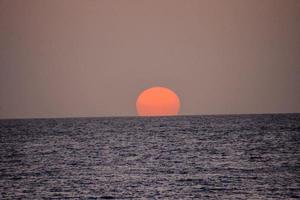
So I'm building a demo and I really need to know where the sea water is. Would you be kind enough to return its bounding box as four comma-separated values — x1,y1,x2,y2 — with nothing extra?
0,114,299,199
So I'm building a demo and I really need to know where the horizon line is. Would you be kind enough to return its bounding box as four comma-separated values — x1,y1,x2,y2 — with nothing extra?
0,112,299,121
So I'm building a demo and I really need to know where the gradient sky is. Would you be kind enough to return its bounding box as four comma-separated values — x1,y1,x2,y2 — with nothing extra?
0,0,299,118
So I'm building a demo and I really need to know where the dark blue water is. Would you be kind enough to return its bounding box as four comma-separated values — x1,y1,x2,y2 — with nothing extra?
0,114,299,199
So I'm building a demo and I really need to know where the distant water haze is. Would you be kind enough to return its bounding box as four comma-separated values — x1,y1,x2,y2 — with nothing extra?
0,0,299,118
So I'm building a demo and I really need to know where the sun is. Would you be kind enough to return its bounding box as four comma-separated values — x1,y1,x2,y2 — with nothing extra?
136,87,180,116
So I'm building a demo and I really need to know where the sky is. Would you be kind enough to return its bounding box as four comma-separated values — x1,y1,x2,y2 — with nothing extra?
0,0,299,118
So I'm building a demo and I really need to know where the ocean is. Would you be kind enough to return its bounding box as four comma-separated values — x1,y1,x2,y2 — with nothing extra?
0,114,299,199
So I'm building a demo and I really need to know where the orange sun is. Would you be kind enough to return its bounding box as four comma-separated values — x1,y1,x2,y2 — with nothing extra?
136,87,180,116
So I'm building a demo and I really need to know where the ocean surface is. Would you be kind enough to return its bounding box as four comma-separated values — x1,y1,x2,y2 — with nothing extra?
0,114,299,199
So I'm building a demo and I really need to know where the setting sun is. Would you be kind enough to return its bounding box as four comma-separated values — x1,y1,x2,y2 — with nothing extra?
136,87,180,116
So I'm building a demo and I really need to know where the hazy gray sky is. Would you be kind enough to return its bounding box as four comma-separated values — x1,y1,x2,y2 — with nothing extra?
0,0,299,118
